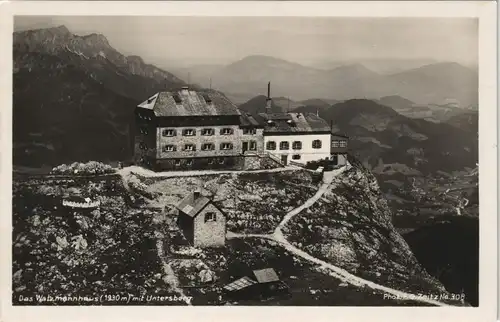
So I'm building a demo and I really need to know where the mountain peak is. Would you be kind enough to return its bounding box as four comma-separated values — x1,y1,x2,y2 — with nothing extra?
393,61,477,77
81,33,110,47
329,63,378,76
47,25,71,35
127,55,145,64
14,24,72,37
235,55,303,67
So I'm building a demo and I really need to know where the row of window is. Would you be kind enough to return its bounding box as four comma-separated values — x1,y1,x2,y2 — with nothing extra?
332,140,348,148
162,142,253,152
141,140,345,152
138,127,257,137
161,128,239,137
173,158,227,166
138,114,153,121
266,140,322,151
139,141,258,152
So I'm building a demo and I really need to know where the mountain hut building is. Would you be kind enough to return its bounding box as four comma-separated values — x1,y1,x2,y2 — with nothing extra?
134,83,348,171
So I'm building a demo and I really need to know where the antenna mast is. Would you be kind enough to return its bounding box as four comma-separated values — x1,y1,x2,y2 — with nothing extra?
209,77,212,90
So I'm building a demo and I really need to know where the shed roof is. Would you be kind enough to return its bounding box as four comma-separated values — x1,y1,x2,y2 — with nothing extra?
175,192,211,218
223,276,257,292
253,268,280,283
138,89,241,117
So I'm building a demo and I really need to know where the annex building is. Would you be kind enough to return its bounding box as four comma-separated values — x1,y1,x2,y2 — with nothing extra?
134,83,348,171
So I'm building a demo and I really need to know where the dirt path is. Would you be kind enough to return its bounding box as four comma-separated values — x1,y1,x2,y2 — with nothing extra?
118,165,302,179
227,165,452,307
156,239,192,305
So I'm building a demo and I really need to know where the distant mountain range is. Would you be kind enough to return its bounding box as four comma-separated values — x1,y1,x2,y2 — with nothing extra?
294,99,478,176
239,96,340,114
241,93,477,124
175,55,478,107
310,58,441,74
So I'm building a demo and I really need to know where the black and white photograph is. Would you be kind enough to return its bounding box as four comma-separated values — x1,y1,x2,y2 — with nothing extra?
2,1,497,322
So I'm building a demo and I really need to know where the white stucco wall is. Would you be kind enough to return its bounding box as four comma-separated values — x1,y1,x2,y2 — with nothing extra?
263,133,331,164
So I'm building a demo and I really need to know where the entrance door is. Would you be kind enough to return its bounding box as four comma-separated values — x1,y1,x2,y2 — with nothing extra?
281,154,288,165
331,154,338,165
242,142,248,153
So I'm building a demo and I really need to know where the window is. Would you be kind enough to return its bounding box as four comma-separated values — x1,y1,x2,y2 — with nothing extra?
280,141,289,150
186,159,193,166
249,141,257,151
201,143,215,151
174,159,181,166
332,140,340,148
218,158,225,164
140,127,149,135
312,140,322,149
184,144,196,151
221,128,233,135
243,128,256,135
340,140,348,148
163,145,176,152
292,154,301,160
208,158,214,165
183,129,195,136
205,212,216,222
139,142,147,150
266,141,276,150
201,128,214,136
220,143,233,150
292,141,302,150
162,129,176,137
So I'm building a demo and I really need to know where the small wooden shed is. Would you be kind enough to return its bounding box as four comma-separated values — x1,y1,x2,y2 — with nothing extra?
223,268,290,301
175,190,227,248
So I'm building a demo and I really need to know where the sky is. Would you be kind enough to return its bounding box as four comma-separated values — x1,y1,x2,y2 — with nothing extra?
14,16,478,69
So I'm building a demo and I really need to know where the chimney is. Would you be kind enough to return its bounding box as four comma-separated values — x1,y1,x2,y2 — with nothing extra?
265,81,272,114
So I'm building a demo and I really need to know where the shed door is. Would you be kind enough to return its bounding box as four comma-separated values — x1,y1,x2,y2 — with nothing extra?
331,154,338,165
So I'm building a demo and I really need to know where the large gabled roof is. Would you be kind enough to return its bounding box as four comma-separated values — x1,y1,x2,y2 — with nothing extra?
137,88,241,117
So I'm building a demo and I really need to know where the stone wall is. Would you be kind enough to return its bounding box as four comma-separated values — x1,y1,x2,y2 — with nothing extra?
154,156,244,171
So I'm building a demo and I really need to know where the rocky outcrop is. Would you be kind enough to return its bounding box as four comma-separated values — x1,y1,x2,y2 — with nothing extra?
283,164,452,297
14,25,183,84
